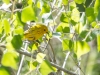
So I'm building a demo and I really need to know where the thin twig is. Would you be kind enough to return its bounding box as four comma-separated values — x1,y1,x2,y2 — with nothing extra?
62,51,70,75
17,50,77,75
0,44,77,75
17,41,29,75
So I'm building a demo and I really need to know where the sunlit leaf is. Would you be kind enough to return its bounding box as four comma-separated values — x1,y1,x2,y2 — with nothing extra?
74,0,85,4
0,20,3,34
32,44,38,51
62,39,69,51
71,8,80,23
40,2,50,15
62,39,73,51
36,53,46,63
70,1,76,10
62,0,68,5
29,61,38,70
37,1,41,8
21,5,37,22
2,0,10,4
79,30,96,41
91,21,97,28
97,34,100,51
94,0,100,16
74,41,90,58
3,19,10,35
40,60,56,75
0,66,10,75
1,51,19,69
16,12,24,26
11,35,22,50
60,12,69,23
86,7,96,23
74,22,83,34
6,42,14,51
14,26,24,35
28,0,33,5
56,22,70,33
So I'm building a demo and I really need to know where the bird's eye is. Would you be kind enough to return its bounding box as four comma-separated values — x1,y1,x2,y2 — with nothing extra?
44,29,46,31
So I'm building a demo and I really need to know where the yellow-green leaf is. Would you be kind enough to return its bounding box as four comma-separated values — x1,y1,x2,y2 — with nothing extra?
36,53,46,63
21,5,37,22
0,20,3,34
74,41,90,58
3,19,10,35
1,51,19,70
56,22,70,33
60,12,69,23
71,8,80,23
40,3,50,15
74,22,83,34
62,0,68,5
62,39,69,50
2,0,10,4
14,26,24,35
86,7,95,23
0,66,10,75
97,34,100,51
94,0,100,16
29,61,38,70
74,0,85,4
32,44,38,51
40,60,56,75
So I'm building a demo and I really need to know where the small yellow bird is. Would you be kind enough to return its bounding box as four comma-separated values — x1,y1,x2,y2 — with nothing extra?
24,23,48,41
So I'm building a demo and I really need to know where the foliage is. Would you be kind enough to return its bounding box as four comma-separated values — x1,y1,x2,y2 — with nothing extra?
0,0,100,75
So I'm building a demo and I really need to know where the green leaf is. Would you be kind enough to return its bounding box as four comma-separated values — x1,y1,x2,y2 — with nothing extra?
71,8,80,23
29,61,38,70
79,30,96,41
62,39,73,51
86,7,96,23
6,42,14,51
0,20,3,34
21,5,37,22
16,12,25,26
40,60,56,75
14,26,24,35
32,44,38,51
11,35,22,50
3,19,10,35
91,21,97,27
62,0,68,5
76,4,85,12
0,66,10,75
74,22,83,34
60,13,69,23
40,2,50,15
70,1,76,10
74,41,90,58
56,23,70,33
1,51,19,69
36,53,46,63
85,0,92,7
97,34,100,51
62,39,69,50
74,0,85,4
94,0,100,16
2,0,10,4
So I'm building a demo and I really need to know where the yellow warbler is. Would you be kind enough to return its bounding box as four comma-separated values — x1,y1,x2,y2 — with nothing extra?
24,23,48,41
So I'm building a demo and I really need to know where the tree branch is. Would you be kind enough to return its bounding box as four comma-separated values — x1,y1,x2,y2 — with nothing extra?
17,50,78,75
0,44,77,75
